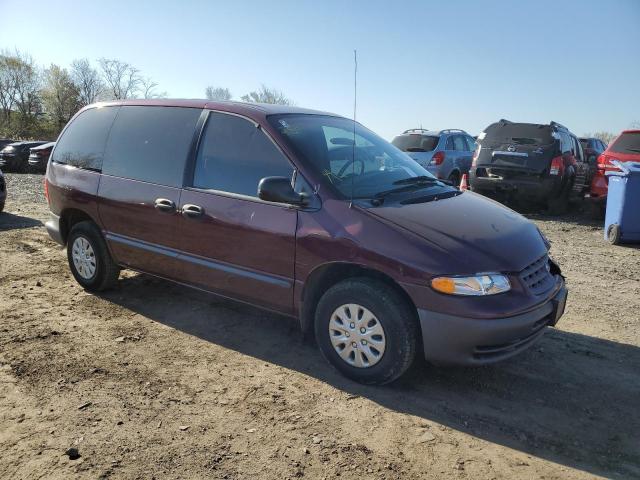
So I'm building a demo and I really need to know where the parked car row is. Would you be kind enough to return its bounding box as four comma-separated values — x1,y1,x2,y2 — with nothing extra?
393,121,638,216
0,140,54,173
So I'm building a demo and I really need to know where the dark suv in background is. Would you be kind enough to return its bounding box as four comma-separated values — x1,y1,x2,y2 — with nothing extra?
579,137,607,165
391,129,476,185
470,120,591,213
45,100,567,385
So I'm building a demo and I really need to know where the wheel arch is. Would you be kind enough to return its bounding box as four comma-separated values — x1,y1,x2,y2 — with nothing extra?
299,262,419,336
59,208,99,245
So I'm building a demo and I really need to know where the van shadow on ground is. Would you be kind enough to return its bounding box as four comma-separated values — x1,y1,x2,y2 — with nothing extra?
0,212,43,231
100,274,640,480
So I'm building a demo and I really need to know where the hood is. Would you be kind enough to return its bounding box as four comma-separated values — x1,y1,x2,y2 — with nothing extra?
366,191,546,274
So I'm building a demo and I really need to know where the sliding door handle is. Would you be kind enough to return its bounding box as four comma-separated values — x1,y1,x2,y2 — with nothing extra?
181,204,203,218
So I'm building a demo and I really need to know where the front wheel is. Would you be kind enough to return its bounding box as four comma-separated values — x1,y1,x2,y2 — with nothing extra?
67,221,120,291
314,278,418,385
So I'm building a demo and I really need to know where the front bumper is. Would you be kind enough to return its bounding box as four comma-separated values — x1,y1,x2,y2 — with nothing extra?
418,281,567,365
46,212,64,245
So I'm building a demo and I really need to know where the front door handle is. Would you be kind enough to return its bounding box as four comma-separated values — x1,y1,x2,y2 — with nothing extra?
154,198,176,212
181,204,203,218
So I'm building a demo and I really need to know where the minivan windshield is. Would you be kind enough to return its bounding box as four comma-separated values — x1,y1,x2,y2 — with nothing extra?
269,114,453,201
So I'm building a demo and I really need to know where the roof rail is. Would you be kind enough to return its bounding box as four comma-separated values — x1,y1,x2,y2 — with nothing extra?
403,128,431,134
439,129,468,135
550,121,568,130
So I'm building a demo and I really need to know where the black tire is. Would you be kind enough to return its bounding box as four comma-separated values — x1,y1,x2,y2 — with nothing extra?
314,277,418,385
447,171,460,187
607,223,621,245
547,177,572,215
67,221,120,291
0,201,4,213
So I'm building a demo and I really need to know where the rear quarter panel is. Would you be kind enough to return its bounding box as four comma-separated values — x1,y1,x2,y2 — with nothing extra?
46,162,102,225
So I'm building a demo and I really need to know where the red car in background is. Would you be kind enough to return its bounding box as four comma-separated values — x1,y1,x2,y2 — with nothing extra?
589,130,640,215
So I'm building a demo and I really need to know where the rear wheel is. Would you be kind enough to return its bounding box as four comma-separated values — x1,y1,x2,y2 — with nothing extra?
548,177,573,215
314,278,418,385
447,171,460,187
67,221,120,291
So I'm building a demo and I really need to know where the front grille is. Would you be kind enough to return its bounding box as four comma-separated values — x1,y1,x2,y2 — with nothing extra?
520,254,555,295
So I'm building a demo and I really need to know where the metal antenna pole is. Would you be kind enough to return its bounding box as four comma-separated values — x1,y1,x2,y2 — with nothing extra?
350,49,357,208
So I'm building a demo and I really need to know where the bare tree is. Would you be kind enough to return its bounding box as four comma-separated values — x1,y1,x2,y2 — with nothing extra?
140,77,167,99
584,131,617,145
0,52,19,121
240,85,293,105
71,58,104,107
98,58,141,100
42,64,80,129
629,120,640,129
0,50,42,134
205,86,232,101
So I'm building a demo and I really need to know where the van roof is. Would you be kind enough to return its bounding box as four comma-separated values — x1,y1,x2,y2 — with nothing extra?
89,99,340,119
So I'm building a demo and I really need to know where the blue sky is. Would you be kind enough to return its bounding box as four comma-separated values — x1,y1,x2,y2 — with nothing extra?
2,0,639,139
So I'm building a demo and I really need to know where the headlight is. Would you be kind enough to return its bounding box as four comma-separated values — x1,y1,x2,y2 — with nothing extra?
431,274,511,296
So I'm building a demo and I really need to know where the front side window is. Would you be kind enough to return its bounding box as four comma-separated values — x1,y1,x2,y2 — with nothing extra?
193,112,293,197
51,106,119,170
464,136,476,151
102,106,201,187
453,136,466,151
268,114,454,201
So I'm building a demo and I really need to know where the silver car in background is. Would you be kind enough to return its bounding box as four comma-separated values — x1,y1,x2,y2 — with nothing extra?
392,128,476,185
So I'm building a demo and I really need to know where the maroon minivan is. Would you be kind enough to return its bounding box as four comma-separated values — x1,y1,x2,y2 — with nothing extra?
45,100,567,384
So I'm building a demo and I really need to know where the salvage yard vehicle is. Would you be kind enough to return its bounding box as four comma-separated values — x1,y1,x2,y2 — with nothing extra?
579,137,607,165
588,130,640,216
44,100,567,385
0,141,49,172
0,169,5,213
391,128,476,185
469,120,592,214
28,142,56,173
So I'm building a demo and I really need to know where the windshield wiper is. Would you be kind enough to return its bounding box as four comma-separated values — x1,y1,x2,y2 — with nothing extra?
625,148,640,153
392,175,439,185
405,147,426,152
370,179,442,206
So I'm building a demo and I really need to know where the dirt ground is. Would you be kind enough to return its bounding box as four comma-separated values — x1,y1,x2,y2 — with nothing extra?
1,173,638,480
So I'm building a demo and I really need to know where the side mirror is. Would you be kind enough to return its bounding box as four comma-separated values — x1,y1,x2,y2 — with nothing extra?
258,177,308,206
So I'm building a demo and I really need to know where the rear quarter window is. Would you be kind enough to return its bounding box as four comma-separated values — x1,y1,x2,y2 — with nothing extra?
610,132,640,154
51,106,119,170
102,106,201,187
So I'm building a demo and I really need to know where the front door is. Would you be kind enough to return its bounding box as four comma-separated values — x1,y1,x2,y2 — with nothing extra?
177,111,298,314
98,105,202,280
